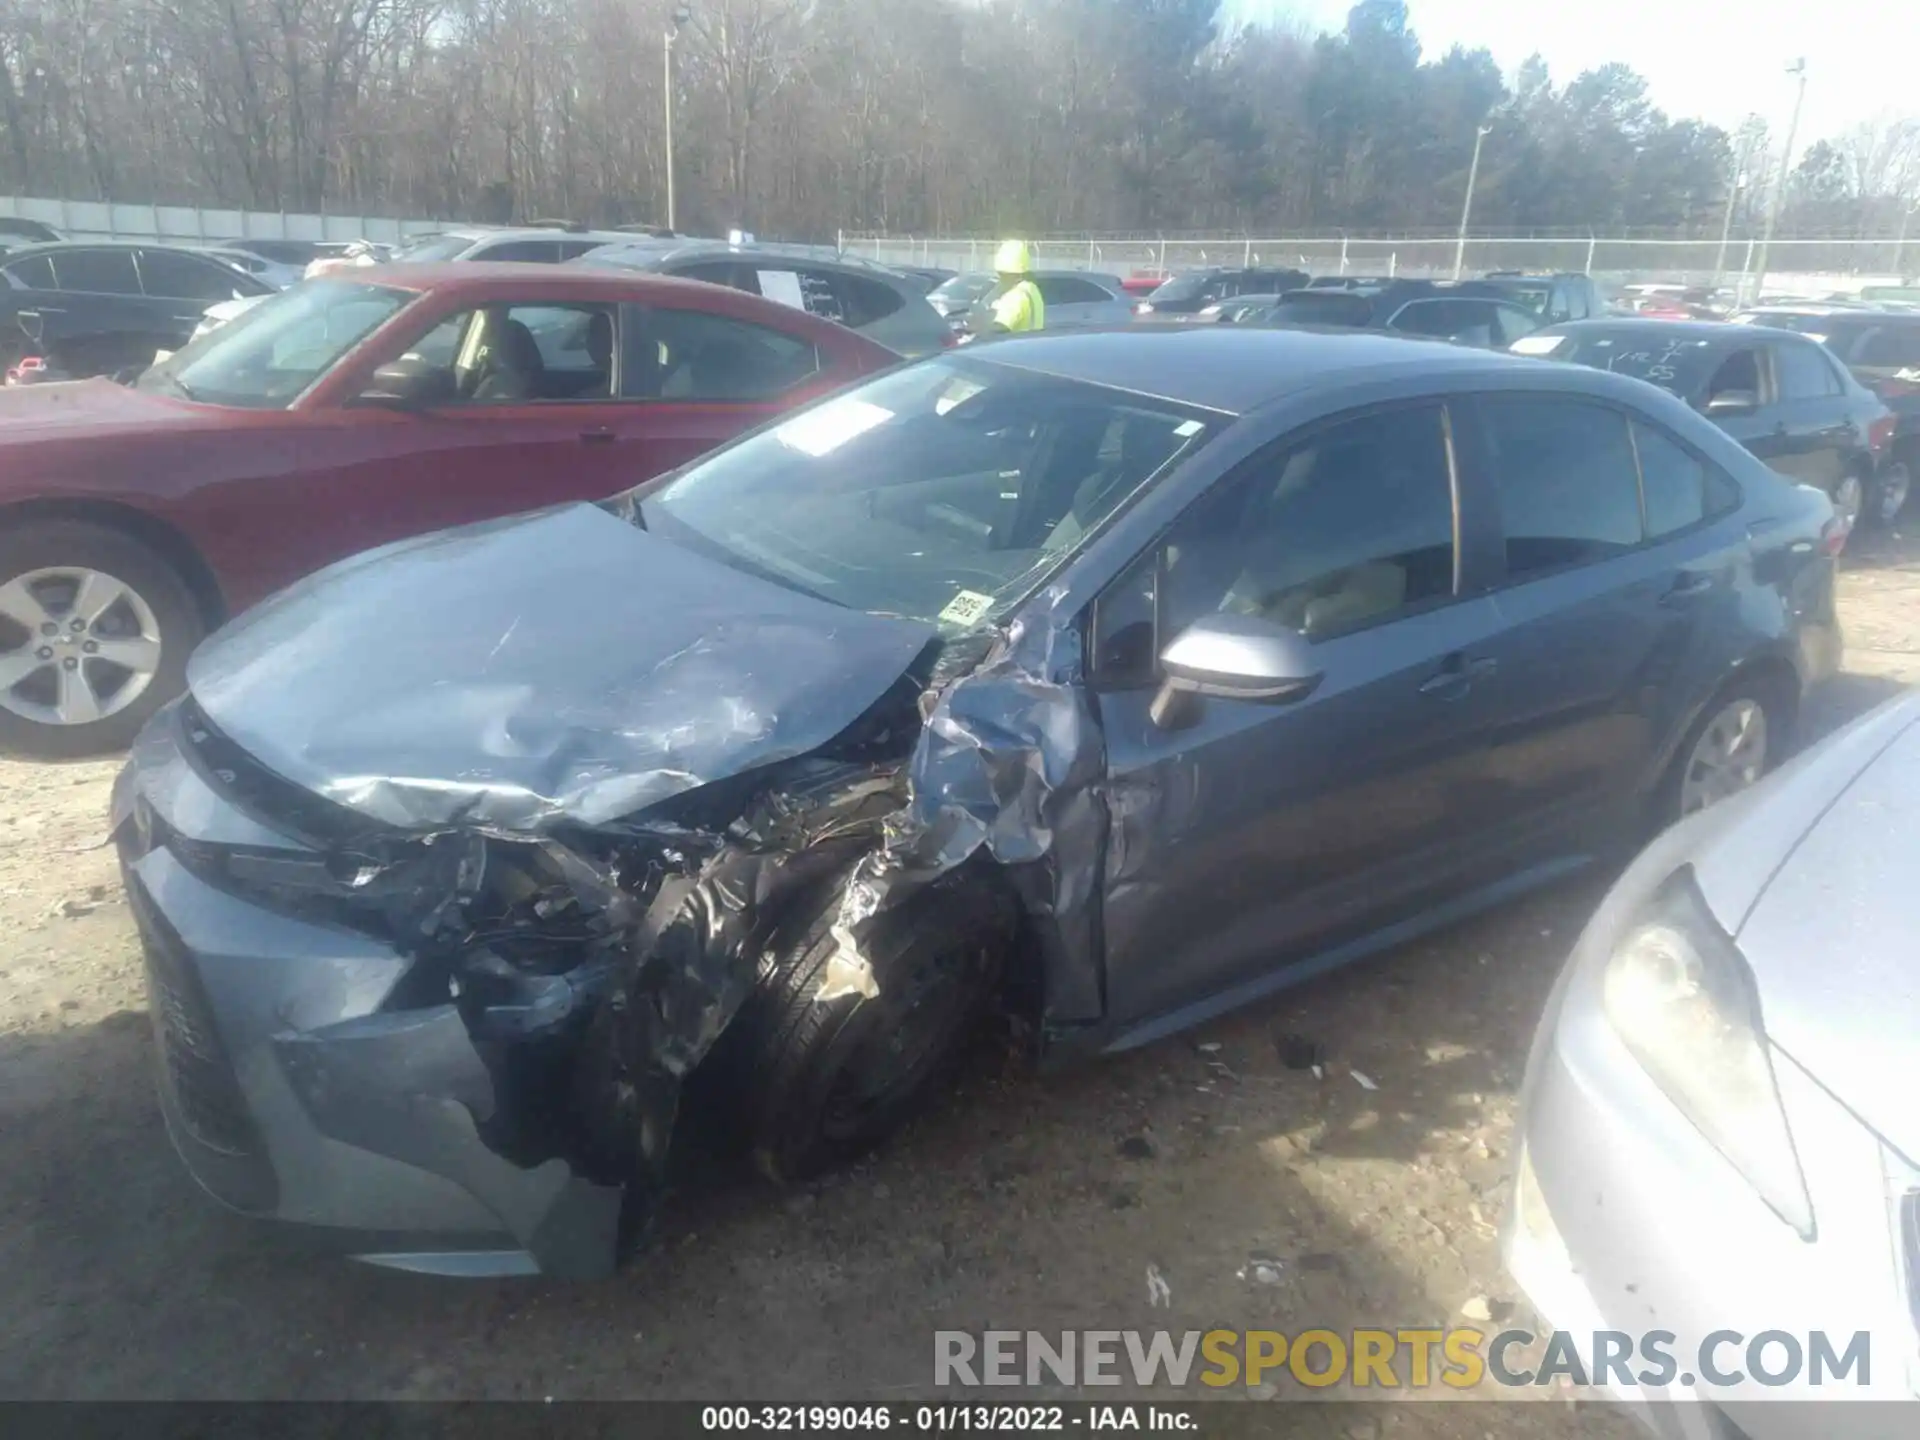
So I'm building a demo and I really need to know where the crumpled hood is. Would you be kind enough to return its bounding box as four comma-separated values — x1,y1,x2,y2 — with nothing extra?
1727,697,1920,1166
186,503,937,832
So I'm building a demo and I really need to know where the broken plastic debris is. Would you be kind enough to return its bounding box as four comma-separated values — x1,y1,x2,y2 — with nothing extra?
1351,1069,1379,1091
813,921,881,1003
1237,1255,1286,1285
1146,1264,1172,1308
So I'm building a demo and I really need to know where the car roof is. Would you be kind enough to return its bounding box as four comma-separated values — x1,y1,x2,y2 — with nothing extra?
0,240,226,261
973,325,1552,416
579,238,907,277
1538,318,1777,346
318,260,900,351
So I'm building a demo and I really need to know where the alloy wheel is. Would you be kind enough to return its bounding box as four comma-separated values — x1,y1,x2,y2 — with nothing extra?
1679,698,1769,816
1833,474,1865,541
0,567,164,727
1877,466,1912,526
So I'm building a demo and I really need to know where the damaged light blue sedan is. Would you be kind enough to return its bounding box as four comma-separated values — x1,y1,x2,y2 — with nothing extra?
113,326,1843,1277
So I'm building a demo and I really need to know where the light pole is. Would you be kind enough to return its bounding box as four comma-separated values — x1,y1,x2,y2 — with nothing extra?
1452,124,1493,281
664,5,691,232
1750,58,1808,305
1711,161,1749,296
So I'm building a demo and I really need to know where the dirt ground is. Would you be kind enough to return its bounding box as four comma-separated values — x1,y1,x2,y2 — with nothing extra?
3,531,1918,1427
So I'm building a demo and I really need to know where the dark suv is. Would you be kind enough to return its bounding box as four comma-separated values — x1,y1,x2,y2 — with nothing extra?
1736,307,1920,516
0,242,273,378
1460,273,1600,325
1135,266,1311,317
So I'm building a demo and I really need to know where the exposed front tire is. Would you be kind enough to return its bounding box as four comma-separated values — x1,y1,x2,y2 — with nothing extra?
0,521,205,759
1658,673,1792,826
733,876,1014,1183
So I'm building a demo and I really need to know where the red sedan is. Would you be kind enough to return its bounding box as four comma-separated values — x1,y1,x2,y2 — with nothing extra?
0,264,897,757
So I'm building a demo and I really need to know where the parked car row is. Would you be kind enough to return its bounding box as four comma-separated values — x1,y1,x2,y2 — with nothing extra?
1515,310,1915,540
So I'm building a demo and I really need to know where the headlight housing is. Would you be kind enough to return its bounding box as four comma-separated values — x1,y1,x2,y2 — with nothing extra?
1602,869,1814,1238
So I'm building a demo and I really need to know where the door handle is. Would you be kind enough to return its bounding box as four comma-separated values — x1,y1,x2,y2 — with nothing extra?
1660,573,1714,605
1419,654,1497,700
579,427,617,445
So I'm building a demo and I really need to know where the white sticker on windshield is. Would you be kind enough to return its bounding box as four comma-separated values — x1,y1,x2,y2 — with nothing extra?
939,590,995,627
1174,419,1205,437
756,269,807,310
1509,334,1566,356
935,377,987,416
774,398,893,457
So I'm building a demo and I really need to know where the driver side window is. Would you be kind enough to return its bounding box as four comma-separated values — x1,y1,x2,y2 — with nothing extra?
392,302,619,404
1091,405,1459,686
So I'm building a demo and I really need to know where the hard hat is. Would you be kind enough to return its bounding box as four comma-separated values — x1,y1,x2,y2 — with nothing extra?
994,239,1033,275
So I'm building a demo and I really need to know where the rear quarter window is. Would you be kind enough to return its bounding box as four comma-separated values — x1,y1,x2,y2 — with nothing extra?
2,254,57,290
825,271,905,328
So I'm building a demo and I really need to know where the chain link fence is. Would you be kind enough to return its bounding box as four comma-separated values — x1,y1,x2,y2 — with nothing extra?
844,232,1919,294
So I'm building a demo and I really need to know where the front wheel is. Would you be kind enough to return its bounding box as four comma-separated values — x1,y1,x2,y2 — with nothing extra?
731,877,1013,1183
0,522,204,759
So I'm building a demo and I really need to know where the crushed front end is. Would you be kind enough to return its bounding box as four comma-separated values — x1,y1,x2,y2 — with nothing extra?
114,694,913,1278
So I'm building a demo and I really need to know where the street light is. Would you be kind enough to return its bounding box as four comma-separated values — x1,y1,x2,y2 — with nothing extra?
1750,58,1808,305
1452,123,1493,281
664,4,692,232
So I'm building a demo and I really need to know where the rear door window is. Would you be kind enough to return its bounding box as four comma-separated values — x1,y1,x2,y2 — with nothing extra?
1480,396,1645,579
630,307,819,401
825,271,904,328
136,249,251,301
2,253,57,290
50,248,142,295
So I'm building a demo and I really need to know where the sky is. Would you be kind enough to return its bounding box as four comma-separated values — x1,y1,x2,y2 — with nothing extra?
1230,0,1914,152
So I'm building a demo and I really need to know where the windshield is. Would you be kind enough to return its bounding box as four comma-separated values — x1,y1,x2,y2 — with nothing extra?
1147,273,1213,303
388,233,475,263
623,359,1217,632
136,281,413,409
1550,332,1720,395
1476,282,1552,315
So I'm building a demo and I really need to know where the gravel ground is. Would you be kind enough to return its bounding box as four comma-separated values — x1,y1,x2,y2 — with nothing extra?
3,529,1917,1428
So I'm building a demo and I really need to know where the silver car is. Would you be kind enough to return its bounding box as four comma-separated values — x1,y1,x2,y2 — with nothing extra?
928,270,1134,333
1507,690,1920,1434
578,239,954,357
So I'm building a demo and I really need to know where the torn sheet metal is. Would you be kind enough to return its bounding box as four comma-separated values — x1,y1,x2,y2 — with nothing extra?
830,586,1110,1024
186,503,937,832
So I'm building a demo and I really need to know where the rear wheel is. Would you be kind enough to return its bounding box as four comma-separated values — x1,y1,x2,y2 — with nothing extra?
0,522,204,759
1865,451,1914,530
1831,472,1866,546
732,878,1013,1183
1659,676,1790,825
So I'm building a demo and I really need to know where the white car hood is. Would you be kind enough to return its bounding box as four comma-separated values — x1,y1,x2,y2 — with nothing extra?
1726,697,1920,1166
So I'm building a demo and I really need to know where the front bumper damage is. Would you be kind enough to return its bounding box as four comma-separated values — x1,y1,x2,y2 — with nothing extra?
115,514,1110,1277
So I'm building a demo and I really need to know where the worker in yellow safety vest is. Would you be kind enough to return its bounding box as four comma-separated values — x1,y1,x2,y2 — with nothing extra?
983,239,1045,334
